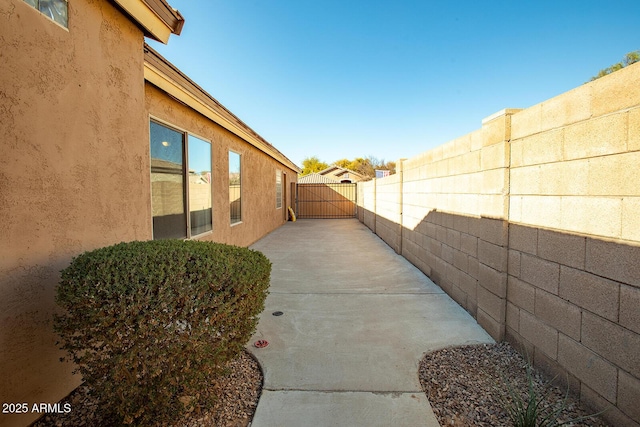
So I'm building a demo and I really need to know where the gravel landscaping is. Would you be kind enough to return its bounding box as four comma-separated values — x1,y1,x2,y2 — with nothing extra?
419,342,610,427
33,341,612,426
32,350,262,427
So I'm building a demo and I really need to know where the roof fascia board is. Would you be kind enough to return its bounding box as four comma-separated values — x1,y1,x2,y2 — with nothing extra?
112,0,174,43
144,62,300,172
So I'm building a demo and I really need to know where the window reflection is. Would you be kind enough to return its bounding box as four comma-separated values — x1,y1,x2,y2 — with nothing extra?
24,0,68,27
229,152,241,224
188,136,212,236
150,122,186,239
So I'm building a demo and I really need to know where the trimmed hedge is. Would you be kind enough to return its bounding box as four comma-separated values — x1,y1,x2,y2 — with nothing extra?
54,239,271,426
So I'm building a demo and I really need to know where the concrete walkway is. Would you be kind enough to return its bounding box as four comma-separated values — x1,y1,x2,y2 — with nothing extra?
247,219,493,426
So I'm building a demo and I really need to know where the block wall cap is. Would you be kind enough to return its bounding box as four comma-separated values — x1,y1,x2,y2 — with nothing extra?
482,108,524,124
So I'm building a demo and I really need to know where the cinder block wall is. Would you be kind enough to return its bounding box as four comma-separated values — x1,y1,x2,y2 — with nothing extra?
372,173,403,253
506,62,640,426
357,61,640,426
359,110,515,341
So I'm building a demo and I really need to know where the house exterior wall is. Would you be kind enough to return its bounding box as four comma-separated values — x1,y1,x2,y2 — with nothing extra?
145,84,297,247
0,1,150,425
357,62,640,426
1,2,296,426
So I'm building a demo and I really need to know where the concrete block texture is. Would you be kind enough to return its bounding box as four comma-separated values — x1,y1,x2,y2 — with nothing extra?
480,168,508,195
534,289,582,340
538,160,590,196
519,310,558,359
481,141,510,170
618,370,640,424
509,165,541,195
511,104,542,140
477,239,508,271
581,311,640,378
446,228,462,249
587,152,640,197
586,238,640,286
354,60,640,425
511,128,564,168
622,197,640,242
470,217,508,246
563,112,627,161
507,275,535,313
506,302,520,332
581,384,640,427
452,214,471,234
592,61,640,117
452,248,468,271
508,249,521,277
537,229,586,269
630,107,640,152
477,285,506,323
470,128,484,151
481,116,506,148
557,334,618,403
479,194,509,219
559,196,622,239
518,195,563,230
620,285,640,334
509,223,538,255
460,233,478,258
519,253,560,295
481,109,517,147
478,263,507,298
540,84,592,130
477,308,504,341
559,266,620,322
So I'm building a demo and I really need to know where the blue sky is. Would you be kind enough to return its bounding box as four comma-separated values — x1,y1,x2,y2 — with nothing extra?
148,1,640,168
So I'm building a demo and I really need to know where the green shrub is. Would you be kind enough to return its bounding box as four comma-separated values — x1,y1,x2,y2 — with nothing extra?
499,357,607,427
54,239,271,426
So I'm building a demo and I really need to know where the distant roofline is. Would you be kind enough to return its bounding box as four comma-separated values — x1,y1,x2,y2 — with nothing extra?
319,165,365,178
298,173,341,183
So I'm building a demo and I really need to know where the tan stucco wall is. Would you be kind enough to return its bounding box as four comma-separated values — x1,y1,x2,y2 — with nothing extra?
357,62,640,426
1,3,297,426
145,84,298,247
0,1,150,426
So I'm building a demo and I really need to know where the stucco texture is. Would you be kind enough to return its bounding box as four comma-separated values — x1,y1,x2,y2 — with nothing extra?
145,83,297,247
0,1,150,425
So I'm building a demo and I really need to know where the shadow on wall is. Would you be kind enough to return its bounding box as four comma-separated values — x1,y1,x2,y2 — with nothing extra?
0,255,81,427
359,208,640,427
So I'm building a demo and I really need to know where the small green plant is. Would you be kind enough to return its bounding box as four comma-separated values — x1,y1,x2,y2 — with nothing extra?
499,358,606,427
54,239,270,426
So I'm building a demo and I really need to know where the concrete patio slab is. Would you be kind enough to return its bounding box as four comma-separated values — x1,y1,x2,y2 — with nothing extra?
248,219,494,426
252,390,440,427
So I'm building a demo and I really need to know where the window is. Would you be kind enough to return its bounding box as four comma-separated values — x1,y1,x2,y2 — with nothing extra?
24,0,68,27
275,170,282,209
229,151,242,224
150,120,212,239
188,136,213,236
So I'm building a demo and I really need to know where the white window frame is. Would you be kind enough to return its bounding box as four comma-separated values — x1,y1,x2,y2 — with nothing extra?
23,0,69,28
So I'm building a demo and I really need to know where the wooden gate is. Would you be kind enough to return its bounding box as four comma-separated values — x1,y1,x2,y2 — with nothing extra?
296,183,357,219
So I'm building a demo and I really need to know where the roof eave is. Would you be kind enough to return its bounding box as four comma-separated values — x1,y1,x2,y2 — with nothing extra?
143,44,300,173
112,0,184,44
